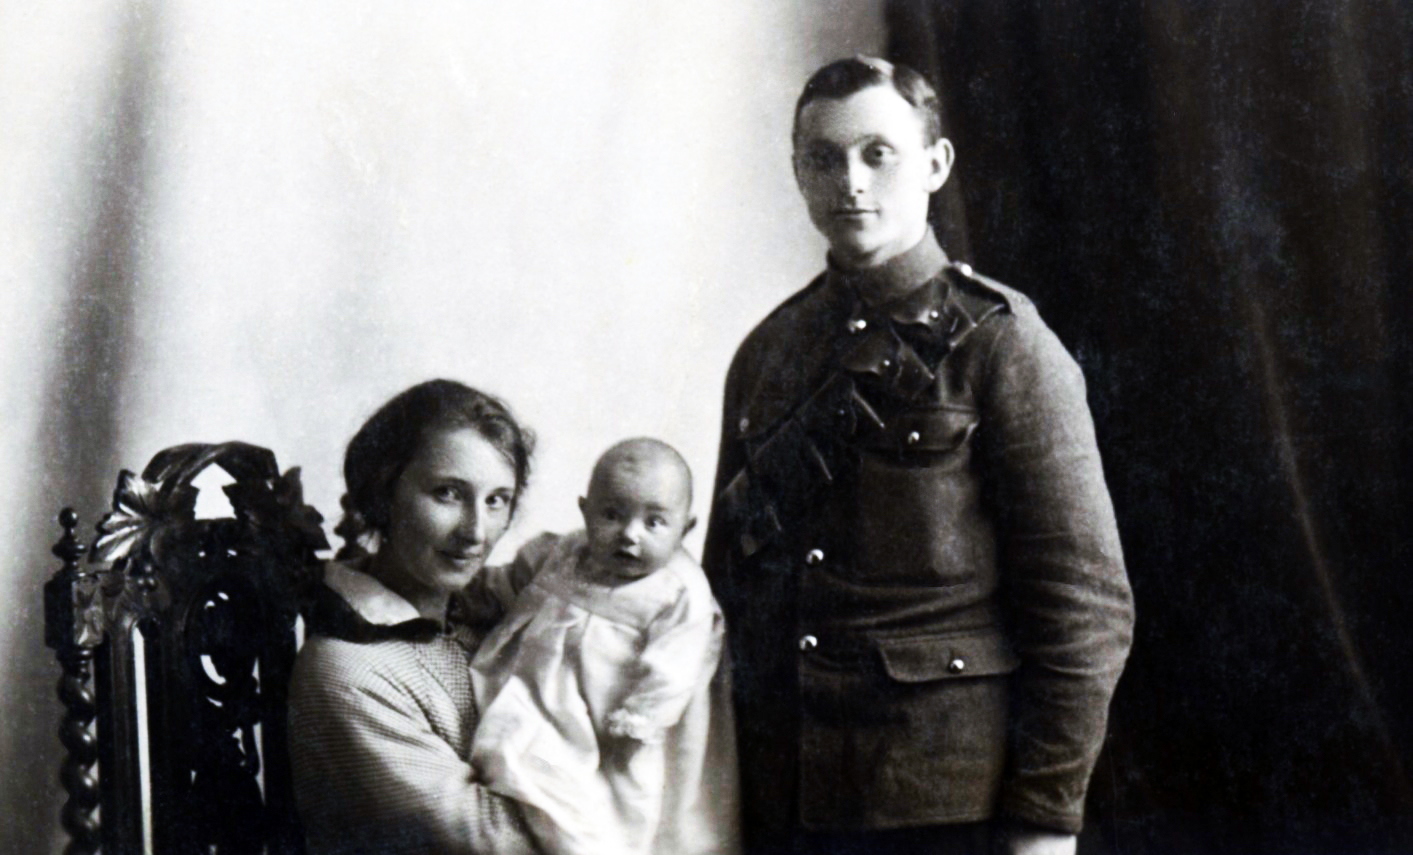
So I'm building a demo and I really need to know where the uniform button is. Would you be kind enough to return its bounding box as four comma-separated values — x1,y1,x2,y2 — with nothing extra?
928,309,941,321
805,548,825,565
906,430,921,445
847,318,868,334
947,657,966,674
880,358,892,368
955,262,974,277
799,634,819,652
738,417,750,434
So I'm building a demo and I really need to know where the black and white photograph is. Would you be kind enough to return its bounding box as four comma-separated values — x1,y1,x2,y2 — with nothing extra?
3,2,1411,853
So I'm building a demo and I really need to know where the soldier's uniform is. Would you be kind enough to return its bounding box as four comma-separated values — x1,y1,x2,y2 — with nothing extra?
702,231,1134,853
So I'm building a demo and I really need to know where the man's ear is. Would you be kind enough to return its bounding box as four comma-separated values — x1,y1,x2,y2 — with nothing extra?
925,137,955,193
578,496,588,521
683,514,699,537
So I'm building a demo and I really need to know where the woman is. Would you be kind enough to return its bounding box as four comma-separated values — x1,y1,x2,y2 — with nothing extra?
288,379,540,854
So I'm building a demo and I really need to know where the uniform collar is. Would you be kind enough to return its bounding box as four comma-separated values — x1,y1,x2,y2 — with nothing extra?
825,229,949,307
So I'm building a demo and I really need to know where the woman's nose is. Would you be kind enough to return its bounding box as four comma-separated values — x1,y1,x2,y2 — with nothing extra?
456,507,485,544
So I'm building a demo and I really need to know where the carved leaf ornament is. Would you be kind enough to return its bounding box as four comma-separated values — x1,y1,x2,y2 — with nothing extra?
47,442,327,855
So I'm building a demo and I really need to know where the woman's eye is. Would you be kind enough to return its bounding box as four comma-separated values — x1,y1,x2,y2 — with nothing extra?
485,493,510,510
431,485,462,502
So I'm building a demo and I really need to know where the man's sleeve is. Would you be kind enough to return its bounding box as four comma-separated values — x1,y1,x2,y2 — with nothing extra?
702,353,748,598
288,641,539,855
977,309,1135,833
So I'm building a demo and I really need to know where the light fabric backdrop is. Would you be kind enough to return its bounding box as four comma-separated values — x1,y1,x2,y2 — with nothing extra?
0,2,883,849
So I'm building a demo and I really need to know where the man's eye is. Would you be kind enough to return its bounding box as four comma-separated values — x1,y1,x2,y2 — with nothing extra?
864,145,894,165
486,493,510,510
648,517,667,529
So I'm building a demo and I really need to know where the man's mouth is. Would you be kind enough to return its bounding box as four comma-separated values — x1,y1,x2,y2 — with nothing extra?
613,549,641,562
439,550,483,565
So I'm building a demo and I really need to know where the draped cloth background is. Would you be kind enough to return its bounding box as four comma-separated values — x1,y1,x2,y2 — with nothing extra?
889,1,1413,853
0,3,885,851
7,2,1412,852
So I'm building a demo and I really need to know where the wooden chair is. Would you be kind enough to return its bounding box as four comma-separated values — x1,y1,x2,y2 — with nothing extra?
45,442,329,855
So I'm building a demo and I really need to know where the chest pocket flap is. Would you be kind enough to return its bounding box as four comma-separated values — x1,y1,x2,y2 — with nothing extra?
876,629,1020,682
859,406,979,456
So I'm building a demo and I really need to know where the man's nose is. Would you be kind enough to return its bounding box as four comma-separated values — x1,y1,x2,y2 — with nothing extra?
845,154,870,195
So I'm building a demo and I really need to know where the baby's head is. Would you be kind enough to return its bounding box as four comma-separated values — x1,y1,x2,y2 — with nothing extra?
578,438,696,580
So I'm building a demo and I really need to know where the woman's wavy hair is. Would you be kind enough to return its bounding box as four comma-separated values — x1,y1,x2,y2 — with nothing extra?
334,379,535,560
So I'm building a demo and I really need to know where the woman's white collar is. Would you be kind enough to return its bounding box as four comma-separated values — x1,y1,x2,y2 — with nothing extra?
323,560,424,626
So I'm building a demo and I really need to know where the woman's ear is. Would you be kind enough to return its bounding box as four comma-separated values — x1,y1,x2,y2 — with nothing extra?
926,137,955,193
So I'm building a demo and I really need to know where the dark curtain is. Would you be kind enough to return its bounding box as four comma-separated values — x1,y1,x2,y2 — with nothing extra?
887,2,1413,853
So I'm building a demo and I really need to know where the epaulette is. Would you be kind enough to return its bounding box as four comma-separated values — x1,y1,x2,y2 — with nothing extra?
943,261,1014,329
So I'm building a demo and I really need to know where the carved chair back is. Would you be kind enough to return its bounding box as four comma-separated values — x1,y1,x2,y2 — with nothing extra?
45,443,328,855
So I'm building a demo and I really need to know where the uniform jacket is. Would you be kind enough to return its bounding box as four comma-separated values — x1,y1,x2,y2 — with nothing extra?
701,232,1134,844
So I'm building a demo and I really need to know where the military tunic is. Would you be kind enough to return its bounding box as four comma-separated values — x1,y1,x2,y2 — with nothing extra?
702,232,1133,848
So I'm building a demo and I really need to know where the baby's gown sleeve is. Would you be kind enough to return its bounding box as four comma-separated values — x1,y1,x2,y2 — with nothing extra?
606,565,724,742
606,555,740,855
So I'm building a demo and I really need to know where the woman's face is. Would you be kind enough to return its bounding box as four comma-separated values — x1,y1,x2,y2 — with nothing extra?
375,425,518,618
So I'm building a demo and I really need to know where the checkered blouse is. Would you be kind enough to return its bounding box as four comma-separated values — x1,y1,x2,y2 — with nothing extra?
288,561,539,854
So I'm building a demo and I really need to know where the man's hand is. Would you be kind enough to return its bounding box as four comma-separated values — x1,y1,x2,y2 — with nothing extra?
995,828,1077,855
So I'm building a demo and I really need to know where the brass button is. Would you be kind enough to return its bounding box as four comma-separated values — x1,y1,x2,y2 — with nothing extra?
906,430,921,445
799,634,819,652
847,318,868,334
947,657,966,674
805,548,825,566
738,417,750,434
955,262,974,277
880,358,892,368
928,309,941,321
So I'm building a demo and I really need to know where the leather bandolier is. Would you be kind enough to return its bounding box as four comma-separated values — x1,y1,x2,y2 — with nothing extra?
715,262,1006,562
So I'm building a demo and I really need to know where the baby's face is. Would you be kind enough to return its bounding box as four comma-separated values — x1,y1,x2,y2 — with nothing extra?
579,457,692,580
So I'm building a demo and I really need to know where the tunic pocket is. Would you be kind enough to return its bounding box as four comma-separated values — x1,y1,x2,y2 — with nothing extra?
876,629,1020,683
850,407,993,587
857,405,979,460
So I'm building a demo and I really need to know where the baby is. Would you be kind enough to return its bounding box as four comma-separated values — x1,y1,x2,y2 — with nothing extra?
468,438,738,855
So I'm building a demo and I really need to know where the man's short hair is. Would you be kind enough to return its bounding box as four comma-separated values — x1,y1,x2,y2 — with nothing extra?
793,55,944,145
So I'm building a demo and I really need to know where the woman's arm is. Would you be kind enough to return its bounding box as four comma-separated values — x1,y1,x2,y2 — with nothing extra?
289,638,540,855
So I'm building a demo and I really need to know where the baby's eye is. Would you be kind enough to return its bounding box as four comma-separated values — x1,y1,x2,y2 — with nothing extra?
648,516,667,529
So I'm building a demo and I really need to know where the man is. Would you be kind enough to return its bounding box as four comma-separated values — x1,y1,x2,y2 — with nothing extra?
702,56,1134,855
